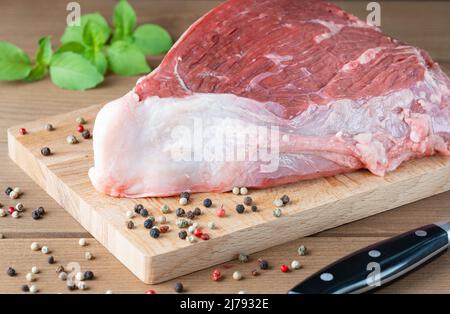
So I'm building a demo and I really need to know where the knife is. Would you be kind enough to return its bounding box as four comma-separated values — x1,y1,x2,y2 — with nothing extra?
288,221,450,294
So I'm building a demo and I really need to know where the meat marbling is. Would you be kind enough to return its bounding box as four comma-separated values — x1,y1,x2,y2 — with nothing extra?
89,0,450,197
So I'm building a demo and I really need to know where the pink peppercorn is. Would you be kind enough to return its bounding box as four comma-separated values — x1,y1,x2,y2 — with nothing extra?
19,128,27,135
77,125,84,133
216,206,225,218
201,233,210,241
8,207,15,215
212,269,222,281
193,228,203,238
280,264,289,273
145,289,157,294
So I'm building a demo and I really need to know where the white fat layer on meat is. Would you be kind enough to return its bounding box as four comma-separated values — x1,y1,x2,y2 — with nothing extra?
311,18,378,44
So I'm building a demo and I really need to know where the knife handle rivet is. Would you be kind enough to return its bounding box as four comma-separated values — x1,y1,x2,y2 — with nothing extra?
415,230,427,237
320,273,334,281
368,250,381,258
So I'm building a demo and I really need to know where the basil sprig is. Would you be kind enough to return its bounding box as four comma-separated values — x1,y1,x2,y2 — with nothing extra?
0,0,173,90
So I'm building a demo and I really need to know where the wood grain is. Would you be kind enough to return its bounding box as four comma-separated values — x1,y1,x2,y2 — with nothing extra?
8,104,450,283
1,0,450,293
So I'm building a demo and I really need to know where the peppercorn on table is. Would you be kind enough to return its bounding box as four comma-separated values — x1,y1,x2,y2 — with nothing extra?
1,0,450,293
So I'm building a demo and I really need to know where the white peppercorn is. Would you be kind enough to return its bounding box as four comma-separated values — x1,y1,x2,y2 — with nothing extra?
187,225,195,234
41,246,50,254
85,251,94,260
232,271,242,280
274,198,284,207
58,271,68,281
77,281,87,290
232,187,240,195
158,216,166,224
207,221,216,230
0,208,6,217
126,210,135,219
29,285,39,293
240,187,248,195
66,135,78,144
179,197,188,206
11,211,20,219
31,266,39,274
78,238,87,246
9,190,19,199
187,235,196,243
291,260,301,270
30,242,40,251
13,187,21,195
15,203,24,212
75,272,84,281
26,272,36,282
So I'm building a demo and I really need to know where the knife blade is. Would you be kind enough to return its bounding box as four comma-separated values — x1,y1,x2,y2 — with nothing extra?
288,221,450,294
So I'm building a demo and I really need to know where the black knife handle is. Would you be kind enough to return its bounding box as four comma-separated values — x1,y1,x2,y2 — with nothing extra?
289,223,450,294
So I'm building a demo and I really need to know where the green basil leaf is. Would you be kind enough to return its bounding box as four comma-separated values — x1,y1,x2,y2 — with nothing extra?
83,48,108,75
61,13,110,45
0,41,32,80
25,64,47,82
113,0,137,42
49,52,104,90
55,42,85,55
35,36,53,65
133,24,173,55
83,20,109,48
107,40,150,76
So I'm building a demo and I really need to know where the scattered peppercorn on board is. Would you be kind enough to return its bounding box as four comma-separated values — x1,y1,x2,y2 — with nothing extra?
7,105,450,284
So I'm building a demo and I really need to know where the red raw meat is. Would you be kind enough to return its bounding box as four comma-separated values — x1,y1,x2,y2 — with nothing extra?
89,0,450,197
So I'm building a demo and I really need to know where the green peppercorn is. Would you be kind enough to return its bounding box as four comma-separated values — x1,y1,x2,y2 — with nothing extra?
40,147,51,156
203,198,212,208
176,219,189,228
174,282,184,293
298,245,308,256
176,208,185,217
235,204,245,214
150,228,160,238
273,208,282,217
76,117,86,125
238,253,249,263
160,204,170,214
81,130,91,139
178,230,187,239
193,207,201,216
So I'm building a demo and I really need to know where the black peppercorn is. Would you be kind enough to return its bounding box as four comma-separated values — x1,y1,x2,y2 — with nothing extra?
5,187,13,196
176,207,185,217
36,207,45,216
235,204,245,214
174,282,184,293
243,196,252,206
150,228,160,238
84,271,94,280
186,210,195,220
258,259,269,270
67,282,76,291
81,130,91,139
281,194,290,205
178,230,187,240
32,210,41,220
126,220,134,229
144,219,154,229
251,205,258,212
40,147,51,156
140,208,149,217
48,256,55,264
180,191,190,200
6,267,16,276
134,204,144,214
193,207,201,216
203,198,212,208
21,284,29,292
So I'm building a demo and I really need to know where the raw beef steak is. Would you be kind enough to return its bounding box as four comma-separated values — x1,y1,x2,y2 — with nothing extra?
89,0,450,197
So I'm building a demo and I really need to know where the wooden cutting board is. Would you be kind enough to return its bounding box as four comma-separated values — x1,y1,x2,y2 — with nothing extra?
7,104,450,284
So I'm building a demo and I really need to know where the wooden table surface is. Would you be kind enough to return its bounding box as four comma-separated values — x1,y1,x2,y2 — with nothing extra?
0,0,449,294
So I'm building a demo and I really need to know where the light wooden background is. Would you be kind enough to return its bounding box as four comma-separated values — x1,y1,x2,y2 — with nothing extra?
0,0,449,293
